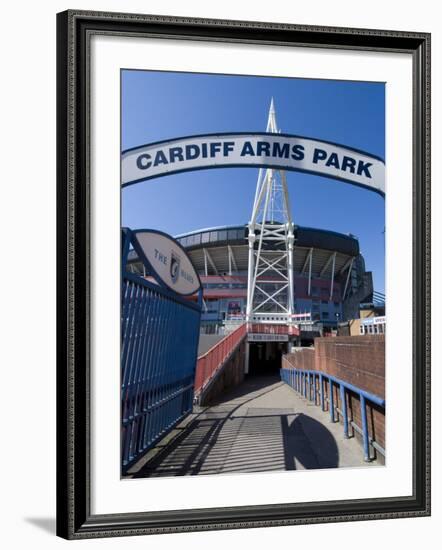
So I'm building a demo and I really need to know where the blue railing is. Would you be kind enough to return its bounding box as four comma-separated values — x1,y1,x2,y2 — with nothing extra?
280,366,385,461
121,272,201,473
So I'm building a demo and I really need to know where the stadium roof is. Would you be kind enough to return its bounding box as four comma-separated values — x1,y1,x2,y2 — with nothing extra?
127,224,361,281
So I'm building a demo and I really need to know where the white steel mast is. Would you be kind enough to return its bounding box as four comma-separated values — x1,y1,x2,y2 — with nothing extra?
246,98,295,325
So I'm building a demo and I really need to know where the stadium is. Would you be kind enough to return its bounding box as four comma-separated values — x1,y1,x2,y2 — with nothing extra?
127,223,373,328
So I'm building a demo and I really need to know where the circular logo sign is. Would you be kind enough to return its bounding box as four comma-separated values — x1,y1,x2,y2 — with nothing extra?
131,230,201,296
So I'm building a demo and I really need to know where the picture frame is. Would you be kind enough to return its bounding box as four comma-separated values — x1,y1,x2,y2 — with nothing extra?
56,9,431,539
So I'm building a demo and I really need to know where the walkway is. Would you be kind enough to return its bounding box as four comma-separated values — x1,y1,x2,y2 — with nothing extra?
128,375,378,478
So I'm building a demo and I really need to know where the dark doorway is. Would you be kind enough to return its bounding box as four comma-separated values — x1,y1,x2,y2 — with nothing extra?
248,342,287,376
300,337,315,347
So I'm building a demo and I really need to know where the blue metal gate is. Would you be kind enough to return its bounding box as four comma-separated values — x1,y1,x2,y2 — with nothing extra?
121,229,201,473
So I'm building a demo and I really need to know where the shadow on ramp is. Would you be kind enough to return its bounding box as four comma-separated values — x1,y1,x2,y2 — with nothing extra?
131,376,339,477
282,413,339,470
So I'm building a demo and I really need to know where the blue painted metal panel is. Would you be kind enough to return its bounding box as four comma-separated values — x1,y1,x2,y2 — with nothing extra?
121,273,201,473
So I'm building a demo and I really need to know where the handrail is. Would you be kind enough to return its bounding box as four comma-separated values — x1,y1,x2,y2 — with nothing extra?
194,323,247,394
280,360,385,462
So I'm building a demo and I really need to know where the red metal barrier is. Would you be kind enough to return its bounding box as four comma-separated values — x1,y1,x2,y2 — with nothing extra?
194,324,247,393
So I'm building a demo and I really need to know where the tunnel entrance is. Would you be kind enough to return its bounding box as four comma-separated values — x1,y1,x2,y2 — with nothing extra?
248,342,287,376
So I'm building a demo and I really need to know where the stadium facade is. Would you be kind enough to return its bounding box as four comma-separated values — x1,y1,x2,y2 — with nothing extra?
127,222,374,333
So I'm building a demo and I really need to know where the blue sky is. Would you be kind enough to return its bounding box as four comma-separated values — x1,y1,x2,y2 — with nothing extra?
121,70,385,293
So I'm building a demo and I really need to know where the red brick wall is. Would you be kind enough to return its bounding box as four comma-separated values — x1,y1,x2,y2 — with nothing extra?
283,335,385,456
284,348,316,371
315,335,385,398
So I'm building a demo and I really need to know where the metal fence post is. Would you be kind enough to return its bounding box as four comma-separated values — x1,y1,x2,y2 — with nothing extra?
340,383,349,438
360,395,371,461
329,378,334,422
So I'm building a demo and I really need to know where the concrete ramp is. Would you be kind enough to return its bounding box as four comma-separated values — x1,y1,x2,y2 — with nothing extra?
128,376,380,478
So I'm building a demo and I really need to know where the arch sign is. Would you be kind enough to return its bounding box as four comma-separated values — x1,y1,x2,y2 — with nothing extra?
122,132,385,196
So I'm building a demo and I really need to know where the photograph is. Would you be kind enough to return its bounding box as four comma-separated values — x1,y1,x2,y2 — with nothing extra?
53,7,431,540
120,70,386,479
1,0,438,546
